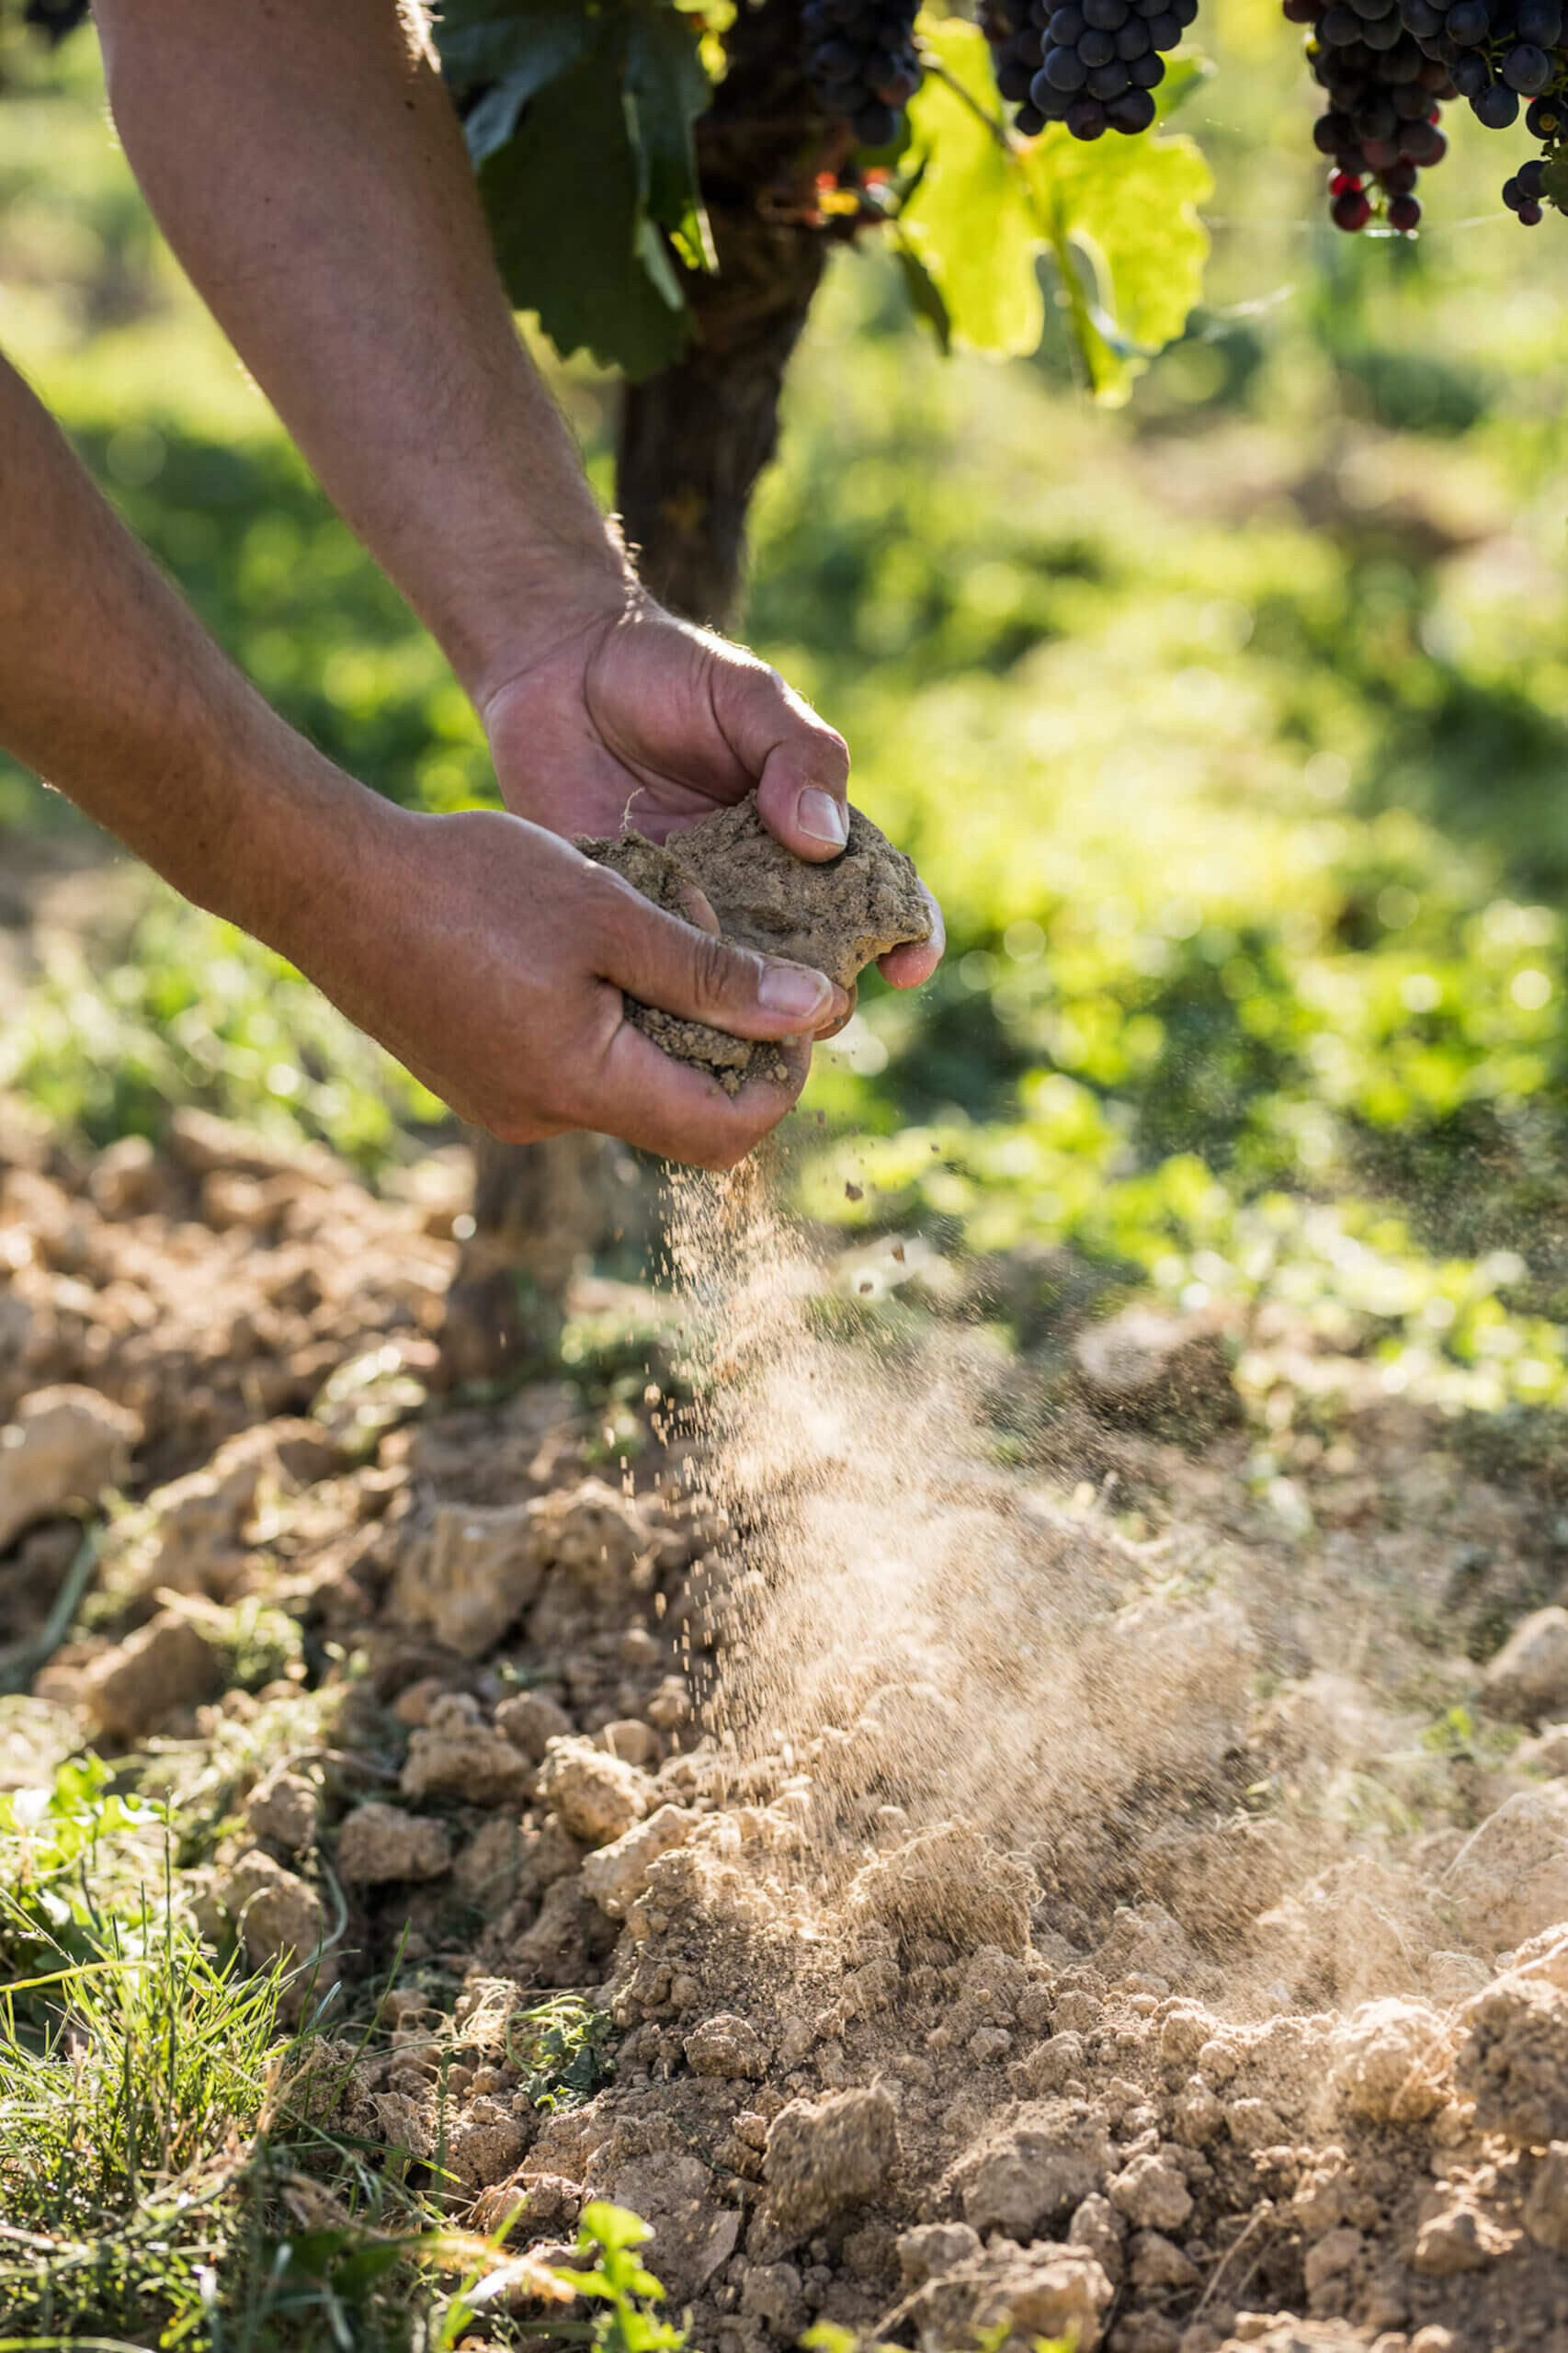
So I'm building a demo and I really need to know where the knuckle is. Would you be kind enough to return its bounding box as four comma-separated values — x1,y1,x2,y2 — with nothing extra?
687,927,744,1015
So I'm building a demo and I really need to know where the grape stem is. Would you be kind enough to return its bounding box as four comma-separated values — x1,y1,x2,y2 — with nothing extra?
915,46,1019,152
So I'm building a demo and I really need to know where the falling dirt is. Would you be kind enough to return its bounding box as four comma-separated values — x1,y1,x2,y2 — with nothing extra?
579,795,931,1094
6,1106,1568,2351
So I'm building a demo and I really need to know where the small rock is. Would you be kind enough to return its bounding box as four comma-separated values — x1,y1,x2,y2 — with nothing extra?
390,1501,547,1658
580,1803,696,1917
739,2260,807,2338
1225,2098,1288,2151
83,1610,224,1741
337,1802,454,1884
1481,1607,1568,1724
447,2101,530,2188
1456,1976,1568,2145
956,2100,1113,2238
848,1821,1033,1957
245,1768,318,1855
1524,2142,1568,2252
1067,2192,1126,2287
217,1849,335,2017
1108,2150,1193,2234
1446,1786,1568,1951
1329,1998,1449,2123
1129,2231,1199,2292
686,2013,770,2081
536,1736,647,1847
494,1688,573,1759
1412,2202,1503,2276
401,1695,531,1808
599,1718,659,1768
765,2086,899,2234
0,1385,142,1551
1302,2226,1363,2296
895,2222,982,2289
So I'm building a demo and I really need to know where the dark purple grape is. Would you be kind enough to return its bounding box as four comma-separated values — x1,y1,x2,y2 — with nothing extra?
1381,154,1419,185
1333,184,1374,222
997,54,1036,95
1401,0,1446,31
1473,77,1522,115
1015,99,1051,131
1518,156,1548,193
1449,50,1491,89
1388,190,1423,223
1117,17,1154,51
1049,6,1087,36
1517,0,1562,35
1526,90,1566,131
1065,91,1109,130
1147,8,1183,40
1400,114,1447,153
1042,40,1090,83
1518,196,1545,219
1083,0,1131,26
1444,0,1489,39
1079,25,1119,58
1131,49,1167,80
1087,56,1131,90
1502,40,1553,85
1108,83,1159,123
1322,2,1362,33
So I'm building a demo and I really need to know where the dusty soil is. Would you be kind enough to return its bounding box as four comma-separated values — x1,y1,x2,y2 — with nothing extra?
579,795,931,1093
5,1105,1568,2353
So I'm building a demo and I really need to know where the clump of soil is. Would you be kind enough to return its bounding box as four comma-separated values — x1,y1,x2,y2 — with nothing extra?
579,794,931,1094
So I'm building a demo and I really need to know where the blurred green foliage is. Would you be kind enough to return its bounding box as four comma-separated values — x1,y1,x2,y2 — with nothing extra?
4,8,1568,1412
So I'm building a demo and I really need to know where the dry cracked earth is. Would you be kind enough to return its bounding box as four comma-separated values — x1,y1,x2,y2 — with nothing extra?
6,1097,1568,2353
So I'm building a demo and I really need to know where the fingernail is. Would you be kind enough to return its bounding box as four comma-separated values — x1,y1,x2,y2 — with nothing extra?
798,788,848,849
759,962,832,1020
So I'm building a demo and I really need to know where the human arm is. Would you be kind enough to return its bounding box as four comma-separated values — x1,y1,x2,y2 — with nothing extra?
90,0,943,988
0,349,845,1166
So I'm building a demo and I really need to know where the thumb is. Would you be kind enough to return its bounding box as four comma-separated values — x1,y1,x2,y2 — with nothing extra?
590,868,846,1040
710,651,852,865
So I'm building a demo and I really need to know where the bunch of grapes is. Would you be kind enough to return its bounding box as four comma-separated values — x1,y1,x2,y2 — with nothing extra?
983,0,1197,137
801,0,925,148
1285,0,1455,232
1398,0,1567,221
22,0,90,38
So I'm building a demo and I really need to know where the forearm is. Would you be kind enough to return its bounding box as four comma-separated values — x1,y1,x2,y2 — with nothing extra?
94,0,630,708
0,349,362,950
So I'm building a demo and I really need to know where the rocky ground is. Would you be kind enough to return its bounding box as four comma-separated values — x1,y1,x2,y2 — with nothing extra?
6,1098,1568,2353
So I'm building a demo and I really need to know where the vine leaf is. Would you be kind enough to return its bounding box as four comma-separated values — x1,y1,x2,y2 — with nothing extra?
903,17,1211,402
1024,126,1212,402
437,0,594,162
625,0,718,271
477,38,693,380
436,0,716,379
902,28,1045,358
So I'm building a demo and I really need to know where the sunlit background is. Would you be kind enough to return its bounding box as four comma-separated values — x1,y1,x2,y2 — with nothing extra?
5,0,1568,1458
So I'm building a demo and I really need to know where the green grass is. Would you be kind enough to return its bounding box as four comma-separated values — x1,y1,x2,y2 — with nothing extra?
0,1752,630,2351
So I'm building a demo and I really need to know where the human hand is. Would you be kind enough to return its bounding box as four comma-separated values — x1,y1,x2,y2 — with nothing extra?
479,590,946,1001
281,792,848,1168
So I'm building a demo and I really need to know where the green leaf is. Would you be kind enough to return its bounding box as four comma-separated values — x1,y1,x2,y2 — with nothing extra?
580,2201,654,2255
476,35,692,380
624,0,718,270
1022,121,1212,403
901,25,1043,358
434,0,591,95
901,17,1210,400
